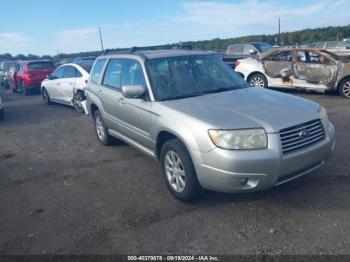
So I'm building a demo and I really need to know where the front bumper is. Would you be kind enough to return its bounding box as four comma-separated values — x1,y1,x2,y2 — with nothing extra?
192,120,335,193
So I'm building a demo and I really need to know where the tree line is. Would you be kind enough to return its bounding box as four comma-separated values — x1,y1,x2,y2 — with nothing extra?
1,24,349,62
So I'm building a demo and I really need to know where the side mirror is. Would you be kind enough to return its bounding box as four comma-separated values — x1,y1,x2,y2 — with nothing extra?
249,49,258,55
121,85,145,99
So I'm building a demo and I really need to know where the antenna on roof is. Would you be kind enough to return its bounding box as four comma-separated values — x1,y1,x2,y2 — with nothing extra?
99,26,104,52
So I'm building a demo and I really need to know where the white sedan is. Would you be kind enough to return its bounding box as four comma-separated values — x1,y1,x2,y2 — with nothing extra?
41,63,91,113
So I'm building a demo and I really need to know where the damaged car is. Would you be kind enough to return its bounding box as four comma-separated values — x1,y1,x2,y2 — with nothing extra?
41,62,92,113
235,48,350,98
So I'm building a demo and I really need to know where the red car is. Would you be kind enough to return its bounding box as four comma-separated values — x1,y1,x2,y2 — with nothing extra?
12,60,55,95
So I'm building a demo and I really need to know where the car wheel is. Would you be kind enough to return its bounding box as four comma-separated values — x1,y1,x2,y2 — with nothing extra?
11,82,17,93
248,73,268,88
339,78,350,99
20,81,29,96
72,92,85,113
0,108,4,120
42,88,51,105
160,138,204,202
93,110,111,145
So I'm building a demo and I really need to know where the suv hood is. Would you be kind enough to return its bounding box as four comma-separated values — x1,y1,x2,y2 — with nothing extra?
161,88,320,133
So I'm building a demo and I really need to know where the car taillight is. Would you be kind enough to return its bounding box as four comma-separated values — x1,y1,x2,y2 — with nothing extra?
234,61,240,67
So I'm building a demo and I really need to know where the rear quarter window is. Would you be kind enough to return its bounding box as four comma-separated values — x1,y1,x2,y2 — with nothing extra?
90,59,107,84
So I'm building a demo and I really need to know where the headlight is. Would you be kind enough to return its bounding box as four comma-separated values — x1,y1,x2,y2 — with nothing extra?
208,128,267,150
318,106,328,122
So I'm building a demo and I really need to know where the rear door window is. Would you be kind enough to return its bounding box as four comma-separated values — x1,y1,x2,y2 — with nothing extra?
63,66,77,78
266,51,293,61
243,45,255,55
90,59,106,84
102,59,123,89
227,45,243,55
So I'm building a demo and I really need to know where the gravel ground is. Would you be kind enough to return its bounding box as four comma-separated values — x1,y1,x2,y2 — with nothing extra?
0,88,349,255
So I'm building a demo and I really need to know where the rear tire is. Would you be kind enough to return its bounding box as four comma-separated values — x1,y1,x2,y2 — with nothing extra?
20,81,29,96
160,138,204,202
338,78,350,99
247,73,268,88
93,110,111,145
11,81,17,93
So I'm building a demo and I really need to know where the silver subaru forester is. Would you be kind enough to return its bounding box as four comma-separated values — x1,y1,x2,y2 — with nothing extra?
86,49,335,202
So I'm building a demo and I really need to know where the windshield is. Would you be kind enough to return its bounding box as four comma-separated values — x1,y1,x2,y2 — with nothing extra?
28,62,55,70
254,43,272,53
146,54,247,101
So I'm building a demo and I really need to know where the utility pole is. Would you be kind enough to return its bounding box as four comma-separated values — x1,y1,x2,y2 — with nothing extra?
99,26,104,52
278,17,281,46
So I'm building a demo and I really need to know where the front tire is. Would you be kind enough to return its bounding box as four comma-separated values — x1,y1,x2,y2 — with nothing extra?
0,108,4,120
42,88,51,105
160,139,204,202
338,78,350,99
93,110,111,145
247,73,268,88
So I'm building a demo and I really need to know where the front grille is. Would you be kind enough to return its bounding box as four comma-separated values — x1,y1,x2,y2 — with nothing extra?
279,119,325,154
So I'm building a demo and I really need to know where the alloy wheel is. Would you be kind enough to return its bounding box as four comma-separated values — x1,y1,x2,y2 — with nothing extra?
250,76,265,88
342,80,350,98
164,150,186,193
95,115,105,141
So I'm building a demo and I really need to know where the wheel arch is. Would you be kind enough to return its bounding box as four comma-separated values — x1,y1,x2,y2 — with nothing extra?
337,75,350,90
90,103,99,118
246,71,269,87
155,130,193,161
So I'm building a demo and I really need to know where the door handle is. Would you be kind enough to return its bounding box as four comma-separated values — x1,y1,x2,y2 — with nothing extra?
97,89,103,96
118,98,126,105
57,83,61,86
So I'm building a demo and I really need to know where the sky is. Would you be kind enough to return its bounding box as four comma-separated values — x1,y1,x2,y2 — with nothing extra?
0,0,349,56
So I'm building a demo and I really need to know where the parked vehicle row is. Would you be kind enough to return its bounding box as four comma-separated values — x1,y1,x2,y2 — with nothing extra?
84,48,335,201
235,48,350,98
0,48,337,201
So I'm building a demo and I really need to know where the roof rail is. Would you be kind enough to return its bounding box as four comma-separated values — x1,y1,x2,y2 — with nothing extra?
102,44,195,56
102,48,132,55
130,44,194,53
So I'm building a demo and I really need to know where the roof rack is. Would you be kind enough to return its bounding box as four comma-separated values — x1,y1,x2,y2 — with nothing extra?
102,44,194,55
130,43,194,53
